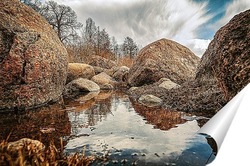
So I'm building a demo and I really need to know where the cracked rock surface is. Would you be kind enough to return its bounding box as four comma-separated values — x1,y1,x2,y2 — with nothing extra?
0,0,68,110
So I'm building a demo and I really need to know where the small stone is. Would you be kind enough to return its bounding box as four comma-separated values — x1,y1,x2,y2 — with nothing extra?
112,160,118,164
138,94,163,107
121,159,128,164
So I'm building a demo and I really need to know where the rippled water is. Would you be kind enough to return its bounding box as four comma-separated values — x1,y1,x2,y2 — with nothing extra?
63,91,215,165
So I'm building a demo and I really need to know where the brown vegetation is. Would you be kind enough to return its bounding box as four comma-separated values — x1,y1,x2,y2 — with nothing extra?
0,139,94,166
132,101,187,130
117,57,134,68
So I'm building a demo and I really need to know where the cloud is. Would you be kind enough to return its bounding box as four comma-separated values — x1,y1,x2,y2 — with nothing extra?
186,39,211,57
47,0,212,57
213,0,250,30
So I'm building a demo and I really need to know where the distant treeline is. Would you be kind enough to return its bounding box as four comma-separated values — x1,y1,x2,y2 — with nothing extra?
20,0,139,62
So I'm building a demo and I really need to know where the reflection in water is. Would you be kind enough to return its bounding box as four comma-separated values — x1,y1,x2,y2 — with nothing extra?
132,101,188,130
64,91,215,165
0,91,214,165
0,103,71,147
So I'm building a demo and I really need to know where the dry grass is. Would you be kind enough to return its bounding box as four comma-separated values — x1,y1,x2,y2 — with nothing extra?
0,138,94,166
117,57,134,68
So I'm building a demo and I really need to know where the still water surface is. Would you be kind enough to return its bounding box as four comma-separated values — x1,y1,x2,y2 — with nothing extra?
63,91,215,165
0,91,215,165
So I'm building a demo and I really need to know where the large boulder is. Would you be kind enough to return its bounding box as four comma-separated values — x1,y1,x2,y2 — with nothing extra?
196,9,250,100
87,55,116,69
67,63,95,83
127,38,200,86
0,0,68,110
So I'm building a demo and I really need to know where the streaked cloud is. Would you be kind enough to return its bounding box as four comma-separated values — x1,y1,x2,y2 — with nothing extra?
46,0,249,57
213,0,250,30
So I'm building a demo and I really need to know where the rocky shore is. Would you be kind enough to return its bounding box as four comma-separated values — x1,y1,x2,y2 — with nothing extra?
0,0,249,115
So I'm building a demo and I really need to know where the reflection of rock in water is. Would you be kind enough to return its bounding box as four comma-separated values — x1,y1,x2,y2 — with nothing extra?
66,91,114,136
0,103,71,147
131,101,187,130
66,91,132,137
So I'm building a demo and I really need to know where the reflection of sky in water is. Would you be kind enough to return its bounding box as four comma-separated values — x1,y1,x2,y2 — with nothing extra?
65,93,214,165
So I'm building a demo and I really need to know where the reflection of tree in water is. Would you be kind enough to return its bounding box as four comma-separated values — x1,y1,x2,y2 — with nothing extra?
131,100,187,131
68,91,132,136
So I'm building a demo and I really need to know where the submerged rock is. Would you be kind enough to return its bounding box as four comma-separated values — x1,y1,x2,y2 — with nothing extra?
127,38,200,86
138,94,163,107
0,0,68,110
67,63,95,83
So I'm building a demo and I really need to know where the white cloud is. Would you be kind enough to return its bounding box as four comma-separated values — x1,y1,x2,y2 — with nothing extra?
214,0,250,30
47,0,212,57
186,39,211,58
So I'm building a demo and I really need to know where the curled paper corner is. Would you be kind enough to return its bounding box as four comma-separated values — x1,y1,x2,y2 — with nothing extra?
198,83,250,165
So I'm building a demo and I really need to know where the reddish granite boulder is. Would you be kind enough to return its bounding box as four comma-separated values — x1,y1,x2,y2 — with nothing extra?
196,9,250,100
0,0,68,110
127,38,200,87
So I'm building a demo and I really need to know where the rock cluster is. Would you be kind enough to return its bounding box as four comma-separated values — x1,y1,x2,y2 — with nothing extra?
129,9,250,113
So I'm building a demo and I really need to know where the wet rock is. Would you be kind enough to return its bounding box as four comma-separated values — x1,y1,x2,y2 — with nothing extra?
91,72,117,88
67,63,95,83
64,78,100,97
158,78,180,90
127,38,200,86
196,9,250,101
113,66,130,82
138,94,163,107
7,138,44,153
87,55,116,69
0,0,68,110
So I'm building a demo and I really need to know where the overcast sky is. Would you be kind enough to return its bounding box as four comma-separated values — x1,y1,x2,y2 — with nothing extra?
46,0,250,57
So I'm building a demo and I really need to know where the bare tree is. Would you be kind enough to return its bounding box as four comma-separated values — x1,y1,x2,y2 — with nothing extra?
39,1,82,44
20,0,42,12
